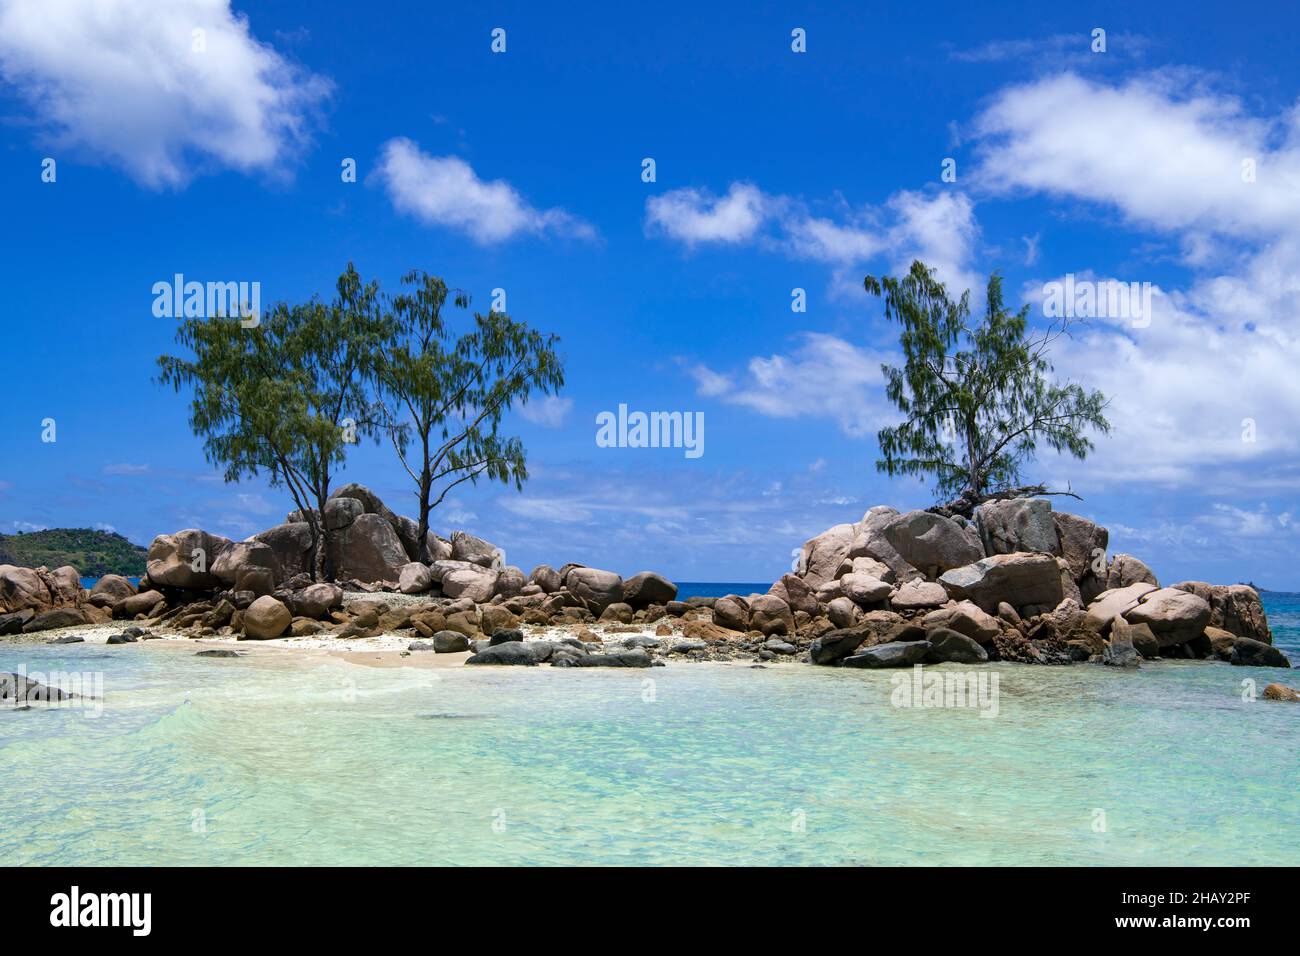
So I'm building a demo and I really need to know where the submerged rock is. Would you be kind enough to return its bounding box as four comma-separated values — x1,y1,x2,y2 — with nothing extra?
841,640,932,669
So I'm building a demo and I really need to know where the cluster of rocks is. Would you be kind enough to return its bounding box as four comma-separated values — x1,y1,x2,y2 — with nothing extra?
0,483,682,647
2,488,1291,681
739,499,1289,671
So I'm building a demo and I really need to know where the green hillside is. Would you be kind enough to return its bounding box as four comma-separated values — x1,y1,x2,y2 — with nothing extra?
0,528,147,577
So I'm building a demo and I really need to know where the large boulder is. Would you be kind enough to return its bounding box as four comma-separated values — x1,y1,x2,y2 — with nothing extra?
845,507,923,584
451,531,500,569
90,574,137,604
328,513,408,583
1106,553,1158,589
242,595,292,639
840,573,892,606
975,498,1060,556
842,640,932,669
252,522,315,580
1084,583,1158,635
22,607,88,632
924,628,989,664
1171,582,1272,644
623,571,677,608
748,594,795,637
938,552,1064,613
46,566,84,606
529,565,562,593
797,522,856,588
1122,587,1212,647
809,626,871,665
890,579,950,611
494,566,527,599
565,567,624,614
398,562,434,595
825,596,862,629
712,595,749,631
922,601,1001,644
0,565,53,613
291,583,343,619
440,565,499,603
114,589,166,618
1228,637,1290,668
211,541,278,587
882,510,983,578
1053,511,1108,583
147,529,232,590
323,496,365,531
767,573,819,616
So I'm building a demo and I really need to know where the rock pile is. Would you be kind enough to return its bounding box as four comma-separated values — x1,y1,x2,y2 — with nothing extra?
1,483,680,646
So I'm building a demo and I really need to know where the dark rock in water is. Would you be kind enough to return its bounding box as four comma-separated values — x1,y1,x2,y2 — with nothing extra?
196,649,241,658
488,628,524,647
106,633,137,645
842,640,932,669
1,673,75,701
1101,638,1140,668
758,649,775,661
809,627,869,665
466,641,553,665
763,639,797,656
48,635,85,645
1230,638,1291,668
924,628,988,664
555,648,652,668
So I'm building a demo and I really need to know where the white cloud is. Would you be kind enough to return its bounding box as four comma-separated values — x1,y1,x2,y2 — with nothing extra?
103,462,149,475
972,71,1300,241
967,71,1300,492
0,0,330,188
645,182,770,245
376,138,595,244
646,181,980,296
690,333,893,437
517,395,573,427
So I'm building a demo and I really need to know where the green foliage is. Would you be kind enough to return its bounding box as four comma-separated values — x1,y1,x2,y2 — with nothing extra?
0,529,146,577
370,270,565,559
156,264,389,580
865,260,1111,504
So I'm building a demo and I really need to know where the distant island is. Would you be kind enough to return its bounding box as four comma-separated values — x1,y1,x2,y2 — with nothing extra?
0,529,147,577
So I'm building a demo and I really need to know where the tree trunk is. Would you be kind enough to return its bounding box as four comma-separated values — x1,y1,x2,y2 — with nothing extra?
416,465,433,564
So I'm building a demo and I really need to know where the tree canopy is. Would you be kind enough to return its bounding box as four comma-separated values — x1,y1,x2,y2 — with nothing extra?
865,260,1110,515
156,264,388,580
370,270,565,561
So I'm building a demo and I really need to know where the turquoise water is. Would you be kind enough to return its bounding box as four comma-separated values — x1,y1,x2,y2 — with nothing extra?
2,596,1297,866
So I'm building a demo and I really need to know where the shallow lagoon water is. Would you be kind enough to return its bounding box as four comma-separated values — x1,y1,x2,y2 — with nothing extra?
3,596,1298,866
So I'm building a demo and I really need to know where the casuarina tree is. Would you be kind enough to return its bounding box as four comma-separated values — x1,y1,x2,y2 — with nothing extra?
368,270,565,561
864,259,1110,516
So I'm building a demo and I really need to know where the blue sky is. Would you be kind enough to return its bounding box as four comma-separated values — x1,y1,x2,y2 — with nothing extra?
3,0,1300,587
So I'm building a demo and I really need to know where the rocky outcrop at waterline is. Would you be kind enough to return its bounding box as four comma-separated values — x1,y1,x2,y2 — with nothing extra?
0,489,1288,673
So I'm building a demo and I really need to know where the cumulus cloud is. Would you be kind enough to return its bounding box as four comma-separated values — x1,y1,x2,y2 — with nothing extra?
689,333,894,437
646,181,981,295
967,71,1300,492
376,138,596,244
0,0,330,188
971,71,1300,241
